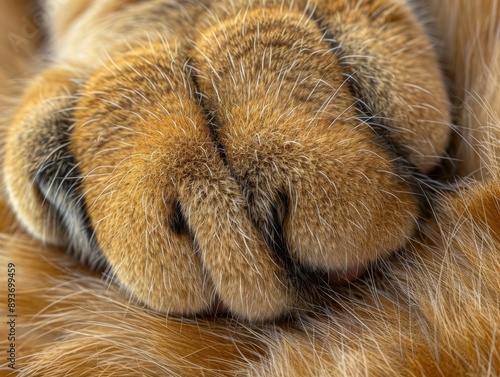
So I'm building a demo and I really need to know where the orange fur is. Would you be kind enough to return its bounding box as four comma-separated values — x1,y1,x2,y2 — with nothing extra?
3,0,453,321
0,0,499,376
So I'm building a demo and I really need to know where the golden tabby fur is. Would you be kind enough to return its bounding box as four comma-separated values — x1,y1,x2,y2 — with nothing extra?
0,0,499,375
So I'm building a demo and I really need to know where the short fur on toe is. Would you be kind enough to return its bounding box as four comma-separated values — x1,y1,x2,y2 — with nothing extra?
3,0,452,320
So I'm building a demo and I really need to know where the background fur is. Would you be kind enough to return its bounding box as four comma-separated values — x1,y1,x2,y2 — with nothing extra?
0,0,499,375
